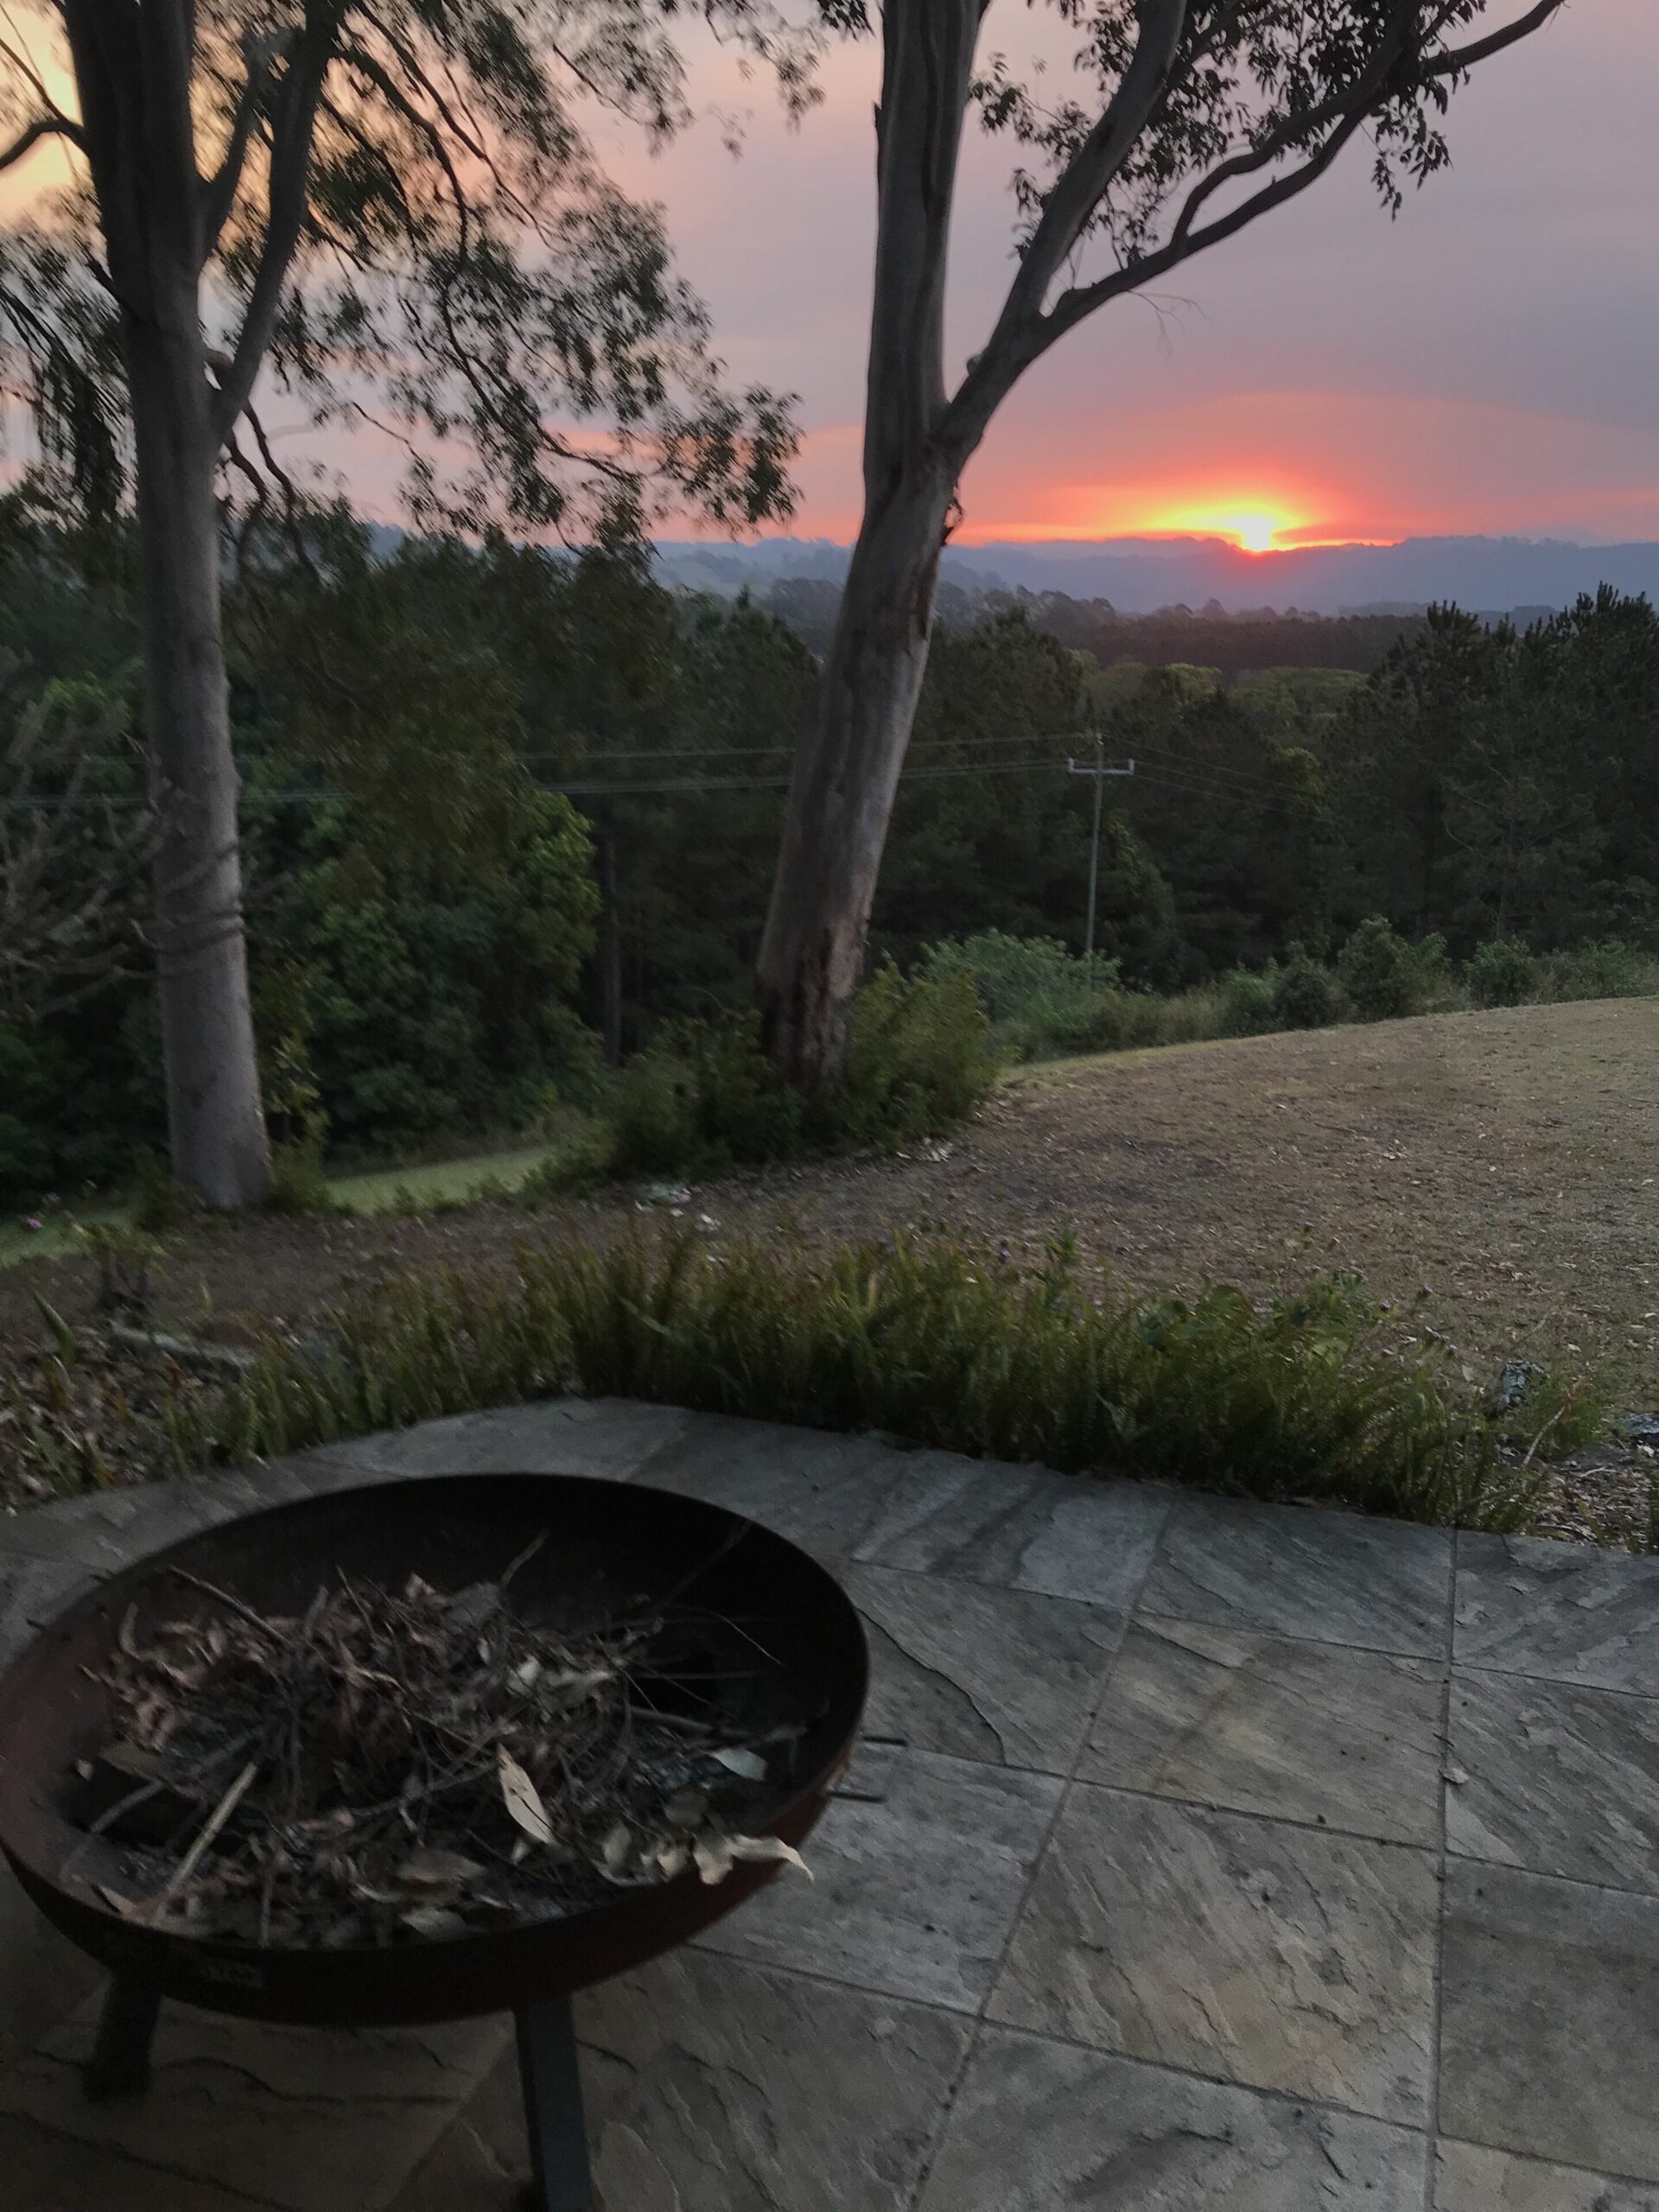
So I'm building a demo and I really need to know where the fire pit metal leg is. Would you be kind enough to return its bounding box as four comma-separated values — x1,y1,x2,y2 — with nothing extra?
85,1976,161,2102
516,1994,593,2212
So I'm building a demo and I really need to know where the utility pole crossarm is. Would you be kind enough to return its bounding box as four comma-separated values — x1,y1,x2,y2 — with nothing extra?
1067,741,1135,962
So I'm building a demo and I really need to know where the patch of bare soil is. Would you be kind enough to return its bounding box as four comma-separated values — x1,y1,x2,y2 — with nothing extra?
4,1001,1654,1537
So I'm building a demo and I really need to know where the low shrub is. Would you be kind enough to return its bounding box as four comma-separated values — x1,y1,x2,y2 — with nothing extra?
1272,954,1344,1030
1338,917,1446,1020
165,1233,1549,1532
1465,937,1541,1009
608,1013,803,1179
517,1121,618,1202
265,1139,338,1217
1536,939,1659,1003
129,1152,202,1236
920,931,1121,1026
832,962,997,1145
1218,967,1278,1037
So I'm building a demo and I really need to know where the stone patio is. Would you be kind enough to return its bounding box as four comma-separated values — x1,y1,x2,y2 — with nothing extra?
3,1398,1659,2209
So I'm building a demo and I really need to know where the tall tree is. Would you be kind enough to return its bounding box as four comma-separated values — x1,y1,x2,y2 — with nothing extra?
0,1,803,1202
753,0,1569,1089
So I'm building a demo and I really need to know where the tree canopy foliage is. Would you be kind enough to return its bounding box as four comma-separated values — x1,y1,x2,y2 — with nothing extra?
0,0,806,537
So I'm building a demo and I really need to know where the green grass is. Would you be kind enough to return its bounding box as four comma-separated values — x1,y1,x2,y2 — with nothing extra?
157,1230,1569,1532
0,1139,579,1268
325,1142,566,1214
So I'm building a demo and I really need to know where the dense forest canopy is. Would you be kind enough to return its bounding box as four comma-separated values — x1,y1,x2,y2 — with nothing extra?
2,499,1656,1204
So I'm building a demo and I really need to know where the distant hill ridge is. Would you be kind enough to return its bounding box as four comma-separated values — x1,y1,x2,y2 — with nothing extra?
650,533,1659,619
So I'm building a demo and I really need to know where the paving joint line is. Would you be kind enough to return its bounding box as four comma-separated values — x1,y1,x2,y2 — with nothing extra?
1421,1526,1461,2212
899,1508,1171,2212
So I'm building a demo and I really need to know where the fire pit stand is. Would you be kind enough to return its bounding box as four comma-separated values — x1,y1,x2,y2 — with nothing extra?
517,1996,594,2212
0,1474,869,2212
85,1972,594,2212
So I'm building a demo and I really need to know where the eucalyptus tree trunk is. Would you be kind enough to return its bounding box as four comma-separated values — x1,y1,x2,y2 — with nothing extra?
124,296,271,1207
755,0,983,1090
61,0,276,1207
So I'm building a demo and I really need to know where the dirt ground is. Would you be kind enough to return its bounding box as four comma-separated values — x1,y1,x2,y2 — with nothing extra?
3,998,1654,1540
3,997,1656,1395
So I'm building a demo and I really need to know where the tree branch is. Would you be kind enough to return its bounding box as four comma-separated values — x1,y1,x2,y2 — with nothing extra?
0,112,83,171
1045,93,1379,347
1427,0,1566,77
210,3,334,447
944,0,1189,452
1164,6,1414,257
199,34,283,267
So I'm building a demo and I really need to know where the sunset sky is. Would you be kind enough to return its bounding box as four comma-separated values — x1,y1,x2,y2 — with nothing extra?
594,0,1659,552
3,2,1653,554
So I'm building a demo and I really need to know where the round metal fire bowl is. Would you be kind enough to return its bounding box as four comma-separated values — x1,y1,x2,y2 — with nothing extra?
0,1473,867,2027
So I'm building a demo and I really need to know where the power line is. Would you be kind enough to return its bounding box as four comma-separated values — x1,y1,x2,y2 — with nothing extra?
519,727,1102,768
0,750,1094,814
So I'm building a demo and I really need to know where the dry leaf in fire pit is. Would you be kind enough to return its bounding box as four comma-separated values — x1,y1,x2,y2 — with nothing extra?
710,1747,768,1782
497,1747,553,1846
401,1904,468,1940
692,1832,811,1886
399,1847,486,1890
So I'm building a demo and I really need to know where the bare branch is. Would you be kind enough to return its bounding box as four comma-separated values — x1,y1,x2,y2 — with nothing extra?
200,33,283,267
0,112,83,172
1428,0,1566,76
1164,7,1413,256
1045,96,1378,347
210,3,334,447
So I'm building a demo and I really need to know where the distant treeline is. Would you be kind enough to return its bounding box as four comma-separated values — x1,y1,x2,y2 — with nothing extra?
2,499,1656,1202
759,575,1426,678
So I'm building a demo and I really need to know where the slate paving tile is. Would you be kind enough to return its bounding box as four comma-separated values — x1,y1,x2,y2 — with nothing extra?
1440,1858,1659,2181
1139,1496,1452,1656
321,1397,692,1480
1447,1669,1659,1892
848,1562,1122,1773
1435,2139,1659,2210
0,1474,270,1575
989,1785,1438,2123
1455,1534,1659,1693
916,2027,1429,2211
0,1861,100,2071
632,1414,919,1557
0,2111,276,2212
851,1458,1171,1608
696,1746,1061,2012
0,1548,92,1668
396,1952,971,2212
1081,1618,1444,1845
0,1997,512,2212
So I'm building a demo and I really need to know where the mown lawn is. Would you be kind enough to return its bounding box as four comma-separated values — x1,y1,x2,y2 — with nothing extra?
3,998,1655,1406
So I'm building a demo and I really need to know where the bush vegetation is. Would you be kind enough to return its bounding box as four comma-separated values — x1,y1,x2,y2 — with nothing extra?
163,1232,1567,1531
927,924,1658,1067
526,963,998,1191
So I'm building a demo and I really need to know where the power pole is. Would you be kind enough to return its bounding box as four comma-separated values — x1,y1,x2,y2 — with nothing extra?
1067,741,1135,959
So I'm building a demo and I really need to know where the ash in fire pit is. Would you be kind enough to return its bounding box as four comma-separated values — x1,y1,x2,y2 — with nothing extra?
75,1543,810,1948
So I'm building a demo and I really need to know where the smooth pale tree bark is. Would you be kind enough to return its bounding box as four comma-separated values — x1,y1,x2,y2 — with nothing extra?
7,0,798,1202
125,298,270,1205
755,1,981,1087
52,0,330,1205
756,0,1567,1093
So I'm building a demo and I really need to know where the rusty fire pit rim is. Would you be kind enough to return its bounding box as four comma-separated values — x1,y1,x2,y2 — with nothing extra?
0,1470,867,2018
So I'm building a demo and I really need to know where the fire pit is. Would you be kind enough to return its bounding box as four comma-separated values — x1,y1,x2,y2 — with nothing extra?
0,1473,868,2211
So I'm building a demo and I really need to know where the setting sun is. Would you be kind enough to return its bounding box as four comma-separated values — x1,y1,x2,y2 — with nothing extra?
1154,502,1303,553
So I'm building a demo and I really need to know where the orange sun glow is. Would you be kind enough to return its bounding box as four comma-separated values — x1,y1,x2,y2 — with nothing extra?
1156,503,1301,553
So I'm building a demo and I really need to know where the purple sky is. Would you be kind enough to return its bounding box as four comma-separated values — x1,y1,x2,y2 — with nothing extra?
6,3,1646,550
591,0,1658,549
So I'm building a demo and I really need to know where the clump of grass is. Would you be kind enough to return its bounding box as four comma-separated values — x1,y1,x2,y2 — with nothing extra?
164,1232,1552,1532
